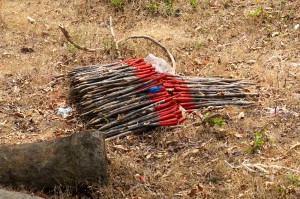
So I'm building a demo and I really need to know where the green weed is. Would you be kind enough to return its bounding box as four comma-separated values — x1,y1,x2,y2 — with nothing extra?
245,7,262,17
195,40,204,49
274,174,300,194
146,3,158,12
246,130,269,153
164,0,174,15
274,185,286,193
244,0,269,19
190,0,198,9
287,174,300,185
203,113,226,128
111,0,124,6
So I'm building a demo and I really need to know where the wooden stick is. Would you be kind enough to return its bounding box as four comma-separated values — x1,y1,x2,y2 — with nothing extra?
117,35,176,72
58,24,102,52
109,16,121,58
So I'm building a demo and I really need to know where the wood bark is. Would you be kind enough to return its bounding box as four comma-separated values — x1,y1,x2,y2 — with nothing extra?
0,130,108,189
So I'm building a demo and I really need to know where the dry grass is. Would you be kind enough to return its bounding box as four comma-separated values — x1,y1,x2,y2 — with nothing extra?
0,0,300,198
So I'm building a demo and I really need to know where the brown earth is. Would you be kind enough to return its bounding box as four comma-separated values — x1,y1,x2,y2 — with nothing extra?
0,0,300,198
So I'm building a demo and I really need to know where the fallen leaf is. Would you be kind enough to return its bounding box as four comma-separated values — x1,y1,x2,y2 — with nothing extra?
246,60,256,65
188,188,198,197
237,112,245,119
271,32,279,37
113,145,129,151
2,52,12,57
192,148,199,154
27,16,35,24
197,184,204,191
227,146,238,152
20,47,34,53
234,133,243,138
0,120,7,125
135,174,146,183
291,63,300,67
139,175,146,183
14,112,24,118
145,152,153,159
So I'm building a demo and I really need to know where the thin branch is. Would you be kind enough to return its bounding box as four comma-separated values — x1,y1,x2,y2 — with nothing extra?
224,160,300,174
58,24,102,52
117,35,176,72
59,22,176,71
216,35,247,48
288,143,300,152
109,16,121,59
224,160,242,169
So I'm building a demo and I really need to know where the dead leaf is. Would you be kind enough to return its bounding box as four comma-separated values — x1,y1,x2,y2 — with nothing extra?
197,184,203,191
192,148,199,154
246,60,256,65
14,112,24,118
237,112,245,119
271,32,280,37
139,175,146,183
135,174,146,183
234,133,243,138
188,188,198,197
145,152,153,159
20,47,34,53
0,120,7,125
27,16,36,24
113,145,129,151
227,146,238,153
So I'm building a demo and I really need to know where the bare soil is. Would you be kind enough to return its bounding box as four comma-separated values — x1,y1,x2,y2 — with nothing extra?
0,0,299,198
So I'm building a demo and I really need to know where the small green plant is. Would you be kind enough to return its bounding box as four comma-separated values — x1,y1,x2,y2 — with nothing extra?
203,113,226,128
164,0,174,15
253,130,268,149
274,185,286,193
246,130,269,153
287,174,300,185
111,0,124,6
244,0,269,18
190,0,198,9
274,174,300,194
195,40,204,49
146,3,158,12
245,7,263,17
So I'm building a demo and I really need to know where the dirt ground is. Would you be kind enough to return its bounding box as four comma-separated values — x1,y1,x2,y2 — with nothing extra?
0,0,300,198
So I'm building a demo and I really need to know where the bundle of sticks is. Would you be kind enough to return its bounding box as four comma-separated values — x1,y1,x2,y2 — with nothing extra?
162,74,256,110
68,58,257,138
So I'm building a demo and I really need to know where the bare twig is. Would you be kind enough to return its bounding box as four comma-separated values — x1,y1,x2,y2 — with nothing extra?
59,21,176,72
117,187,126,198
109,16,121,59
117,35,176,72
216,35,247,48
58,24,102,52
287,143,300,154
224,160,242,169
224,160,300,174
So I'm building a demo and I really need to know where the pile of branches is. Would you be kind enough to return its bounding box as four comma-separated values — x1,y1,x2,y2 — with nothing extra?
69,58,257,138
